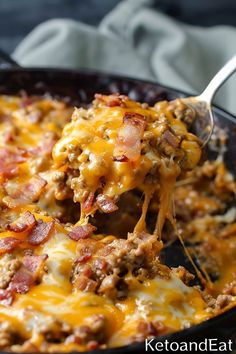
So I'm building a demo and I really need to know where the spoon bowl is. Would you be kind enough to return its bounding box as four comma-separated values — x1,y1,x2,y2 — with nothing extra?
180,96,214,147
180,55,236,147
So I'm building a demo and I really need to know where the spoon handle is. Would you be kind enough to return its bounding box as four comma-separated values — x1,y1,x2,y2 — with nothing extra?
198,55,236,104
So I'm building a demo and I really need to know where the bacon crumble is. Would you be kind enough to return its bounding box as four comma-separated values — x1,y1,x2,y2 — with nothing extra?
0,238,22,254
3,175,47,208
10,254,47,294
0,148,27,179
114,112,146,162
0,289,14,306
22,254,48,275
7,211,36,233
0,93,232,352
96,194,118,214
68,224,97,241
28,220,55,246
82,192,95,214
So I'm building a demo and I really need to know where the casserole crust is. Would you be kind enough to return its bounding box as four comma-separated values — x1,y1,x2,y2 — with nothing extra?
0,93,234,352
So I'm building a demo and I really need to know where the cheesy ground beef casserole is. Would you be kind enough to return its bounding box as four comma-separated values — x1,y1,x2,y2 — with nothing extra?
0,93,234,351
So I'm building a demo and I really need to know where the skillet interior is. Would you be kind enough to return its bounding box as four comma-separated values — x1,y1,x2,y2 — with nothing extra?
0,68,236,353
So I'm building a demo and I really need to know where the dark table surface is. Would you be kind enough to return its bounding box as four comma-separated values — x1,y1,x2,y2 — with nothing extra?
1,0,236,54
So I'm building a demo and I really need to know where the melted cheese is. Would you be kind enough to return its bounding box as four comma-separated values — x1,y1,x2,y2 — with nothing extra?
0,222,209,349
0,94,230,352
53,98,201,198
52,94,201,236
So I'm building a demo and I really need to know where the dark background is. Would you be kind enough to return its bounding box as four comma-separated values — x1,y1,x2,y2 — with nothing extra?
1,0,236,54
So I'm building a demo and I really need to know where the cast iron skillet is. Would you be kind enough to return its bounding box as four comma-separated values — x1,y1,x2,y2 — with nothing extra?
0,51,236,353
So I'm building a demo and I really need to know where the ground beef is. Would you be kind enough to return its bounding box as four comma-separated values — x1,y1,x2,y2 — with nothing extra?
0,322,21,349
37,317,72,343
92,191,142,238
53,175,74,201
167,99,195,126
65,314,106,348
73,231,169,298
130,320,172,343
223,280,236,296
17,311,107,350
172,266,195,285
215,294,233,310
0,258,21,289
200,290,216,309
157,129,182,158
2,312,107,352
0,322,13,348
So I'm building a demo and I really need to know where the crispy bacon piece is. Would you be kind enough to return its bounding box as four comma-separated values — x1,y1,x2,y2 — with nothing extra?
68,224,97,241
137,320,171,338
0,237,22,254
82,192,95,214
7,211,36,233
0,165,18,179
10,254,48,294
123,112,146,128
75,239,98,263
94,93,127,107
10,267,34,294
0,148,26,164
114,112,146,162
28,220,55,246
107,99,123,107
0,289,14,306
3,175,47,208
23,254,48,275
0,148,26,179
96,194,118,214
162,130,180,148
94,93,105,101
20,175,47,202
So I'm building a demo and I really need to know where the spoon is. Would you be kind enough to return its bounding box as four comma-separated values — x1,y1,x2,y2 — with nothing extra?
180,55,236,147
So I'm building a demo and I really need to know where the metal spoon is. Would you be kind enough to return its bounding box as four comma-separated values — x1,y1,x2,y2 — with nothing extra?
181,55,236,146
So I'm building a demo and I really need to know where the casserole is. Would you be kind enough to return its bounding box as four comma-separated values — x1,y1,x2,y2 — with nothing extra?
0,52,236,352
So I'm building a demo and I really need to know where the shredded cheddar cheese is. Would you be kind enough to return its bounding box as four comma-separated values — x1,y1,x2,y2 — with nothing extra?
0,93,234,352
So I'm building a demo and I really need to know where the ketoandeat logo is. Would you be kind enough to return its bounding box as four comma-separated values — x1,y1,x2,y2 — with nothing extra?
145,338,233,352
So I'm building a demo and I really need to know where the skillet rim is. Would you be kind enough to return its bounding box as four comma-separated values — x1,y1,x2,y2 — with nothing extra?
0,65,235,122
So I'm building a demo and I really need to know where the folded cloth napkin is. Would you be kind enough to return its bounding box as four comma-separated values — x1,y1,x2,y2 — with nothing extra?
13,0,236,114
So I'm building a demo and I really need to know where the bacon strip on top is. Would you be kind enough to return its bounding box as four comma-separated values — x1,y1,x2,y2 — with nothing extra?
0,147,27,179
96,194,118,214
28,220,55,246
7,211,36,233
114,112,146,162
10,254,48,295
0,237,22,254
68,224,97,241
3,175,47,208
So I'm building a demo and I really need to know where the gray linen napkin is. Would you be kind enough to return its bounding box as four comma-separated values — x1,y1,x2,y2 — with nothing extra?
13,0,236,114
